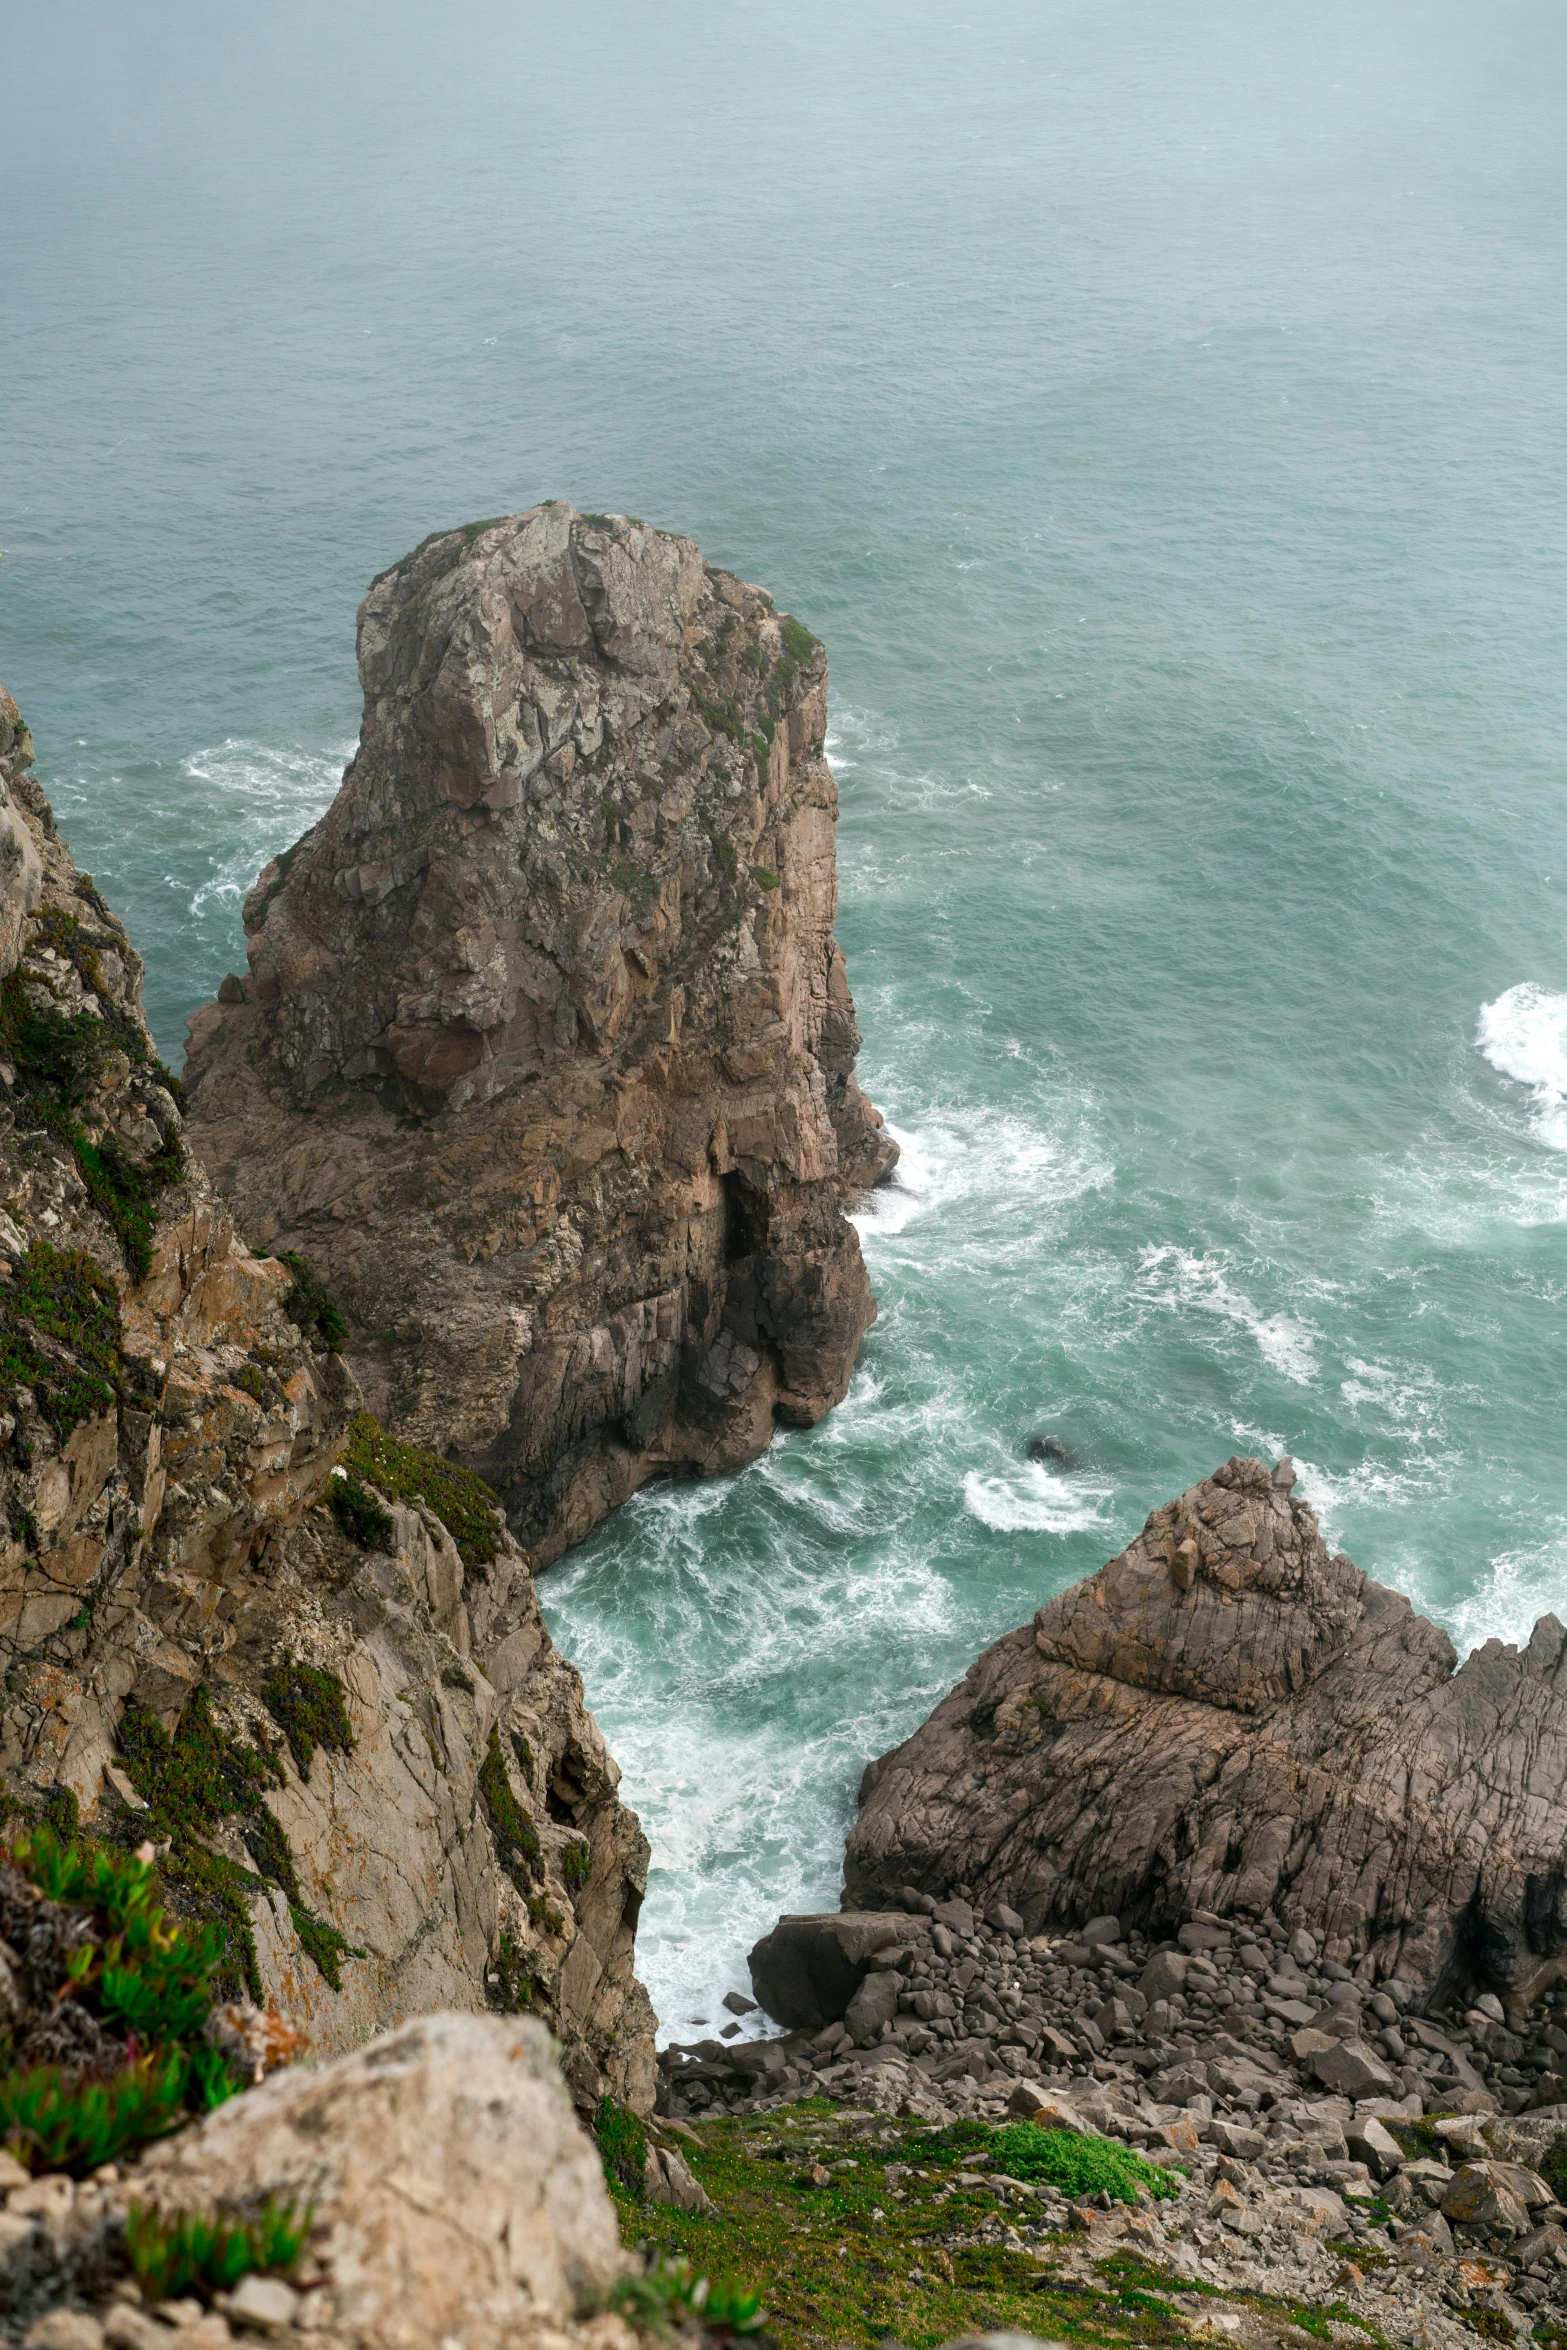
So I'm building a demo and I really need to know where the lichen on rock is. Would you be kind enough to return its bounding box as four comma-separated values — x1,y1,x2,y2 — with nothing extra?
181,504,895,1562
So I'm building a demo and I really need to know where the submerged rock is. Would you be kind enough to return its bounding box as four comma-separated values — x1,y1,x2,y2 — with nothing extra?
845,1455,1567,2010
183,505,894,1563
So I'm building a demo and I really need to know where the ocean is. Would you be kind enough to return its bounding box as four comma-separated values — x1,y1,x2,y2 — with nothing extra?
6,0,1567,2042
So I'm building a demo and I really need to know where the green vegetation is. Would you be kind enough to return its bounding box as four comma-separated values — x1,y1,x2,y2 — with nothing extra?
612,2253,766,2338
261,1656,355,1780
487,1930,535,2014
339,1410,506,1574
126,2195,310,2303
602,2105,1384,2350
752,867,780,892
0,1824,244,2174
116,1683,360,2000
0,1239,123,1445
561,1839,593,1893
329,1472,395,1551
478,1727,540,1889
1538,2130,1567,2205
277,1251,347,1352
0,907,184,1278
596,2094,649,2199
908,2118,1177,2206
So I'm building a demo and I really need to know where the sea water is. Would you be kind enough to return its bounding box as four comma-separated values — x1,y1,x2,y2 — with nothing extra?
5,0,1567,2041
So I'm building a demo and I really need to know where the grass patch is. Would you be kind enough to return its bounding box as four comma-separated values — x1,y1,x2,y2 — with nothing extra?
613,2253,765,2338
610,2106,1390,2350
597,2094,648,2199
339,1410,505,1574
126,2195,309,2303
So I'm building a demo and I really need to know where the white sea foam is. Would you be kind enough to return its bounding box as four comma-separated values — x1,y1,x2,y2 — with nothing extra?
182,737,353,915
1476,983,1567,1150
962,1461,1114,1535
1137,1246,1319,1386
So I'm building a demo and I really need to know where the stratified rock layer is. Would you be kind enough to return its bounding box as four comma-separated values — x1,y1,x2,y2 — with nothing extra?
183,505,894,1562
846,1456,1567,2009
0,691,654,2112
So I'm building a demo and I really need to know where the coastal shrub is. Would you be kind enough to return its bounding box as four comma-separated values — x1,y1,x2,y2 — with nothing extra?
0,1239,123,1443
0,1823,246,2173
329,1471,395,1551
339,1410,505,1574
595,2095,647,2199
611,2254,765,2338
261,1656,355,1780
478,1727,540,1889
125,2195,310,2303
116,1684,360,1999
561,1840,592,1893
277,1251,347,1352
903,2118,1177,2206
1538,2130,1567,2206
487,1930,534,2014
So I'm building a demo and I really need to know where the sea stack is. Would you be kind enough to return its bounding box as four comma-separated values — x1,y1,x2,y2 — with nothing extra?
184,505,895,1562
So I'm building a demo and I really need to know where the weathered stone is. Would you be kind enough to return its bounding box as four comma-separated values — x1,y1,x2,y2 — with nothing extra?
137,2012,627,2350
0,697,656,2116
1309,2039,1399,2099
1137,1950,1187,2003
845,1455,1567,2008
1345,2114,1404,2180
1441,2161,1531,2235
748,1911,920,2028
223,2274,299,2335
184,508,894,1566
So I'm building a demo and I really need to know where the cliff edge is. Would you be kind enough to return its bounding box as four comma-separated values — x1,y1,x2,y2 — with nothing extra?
183,505,895,1563
0,687,654,2112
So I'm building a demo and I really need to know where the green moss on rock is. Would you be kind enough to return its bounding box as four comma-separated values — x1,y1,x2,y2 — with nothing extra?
478,1727,540,1890
260,1656,355,1781
340,1410,506,1575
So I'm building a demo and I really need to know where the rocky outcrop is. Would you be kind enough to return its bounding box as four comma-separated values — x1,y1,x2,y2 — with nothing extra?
844,1456,1567,2014
135,2013,631,2350
181,505,894,1562
0,690,654,2113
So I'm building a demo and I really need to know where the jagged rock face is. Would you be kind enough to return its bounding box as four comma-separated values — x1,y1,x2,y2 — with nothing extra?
0,694,655,2113
845,1455,1567,2010
182,504,894,1562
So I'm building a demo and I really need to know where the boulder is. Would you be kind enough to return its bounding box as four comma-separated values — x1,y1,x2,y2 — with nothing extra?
1345,2114,1404,2180
137,2012,627,2350
1138,1951,1188,2003
183,507,895,1566
1309,2040,1399,2100
844,1454,1567,2007
845,1970,903,2045
748,1911,921,2028
1441,2161,1532,2235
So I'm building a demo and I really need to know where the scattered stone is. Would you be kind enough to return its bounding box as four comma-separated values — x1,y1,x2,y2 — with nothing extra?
222,2275,300,2336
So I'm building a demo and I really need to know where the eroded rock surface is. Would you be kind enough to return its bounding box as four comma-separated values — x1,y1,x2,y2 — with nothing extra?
0,691,654,2114
845,1456,1567,2010
136,2013,630,2350
182,504,893,1561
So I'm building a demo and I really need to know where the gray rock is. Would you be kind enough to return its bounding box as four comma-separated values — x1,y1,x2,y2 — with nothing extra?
225,2274,300,2335
845,1970,903,2046
1080,1915,1121,1947
722,1991,757,2017
1346,2114,1404,2180
844,1455,1567,2010
1138,1951,1188,2003
748,1912,921,2028
1310,2040,1399,2099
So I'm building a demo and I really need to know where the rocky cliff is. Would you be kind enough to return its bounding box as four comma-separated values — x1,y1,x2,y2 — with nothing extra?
181,505,894,1562
845,1456,1567,2014
0,688,653,2112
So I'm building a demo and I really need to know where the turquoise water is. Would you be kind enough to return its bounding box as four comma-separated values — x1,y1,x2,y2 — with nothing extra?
6,0,1567,2039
